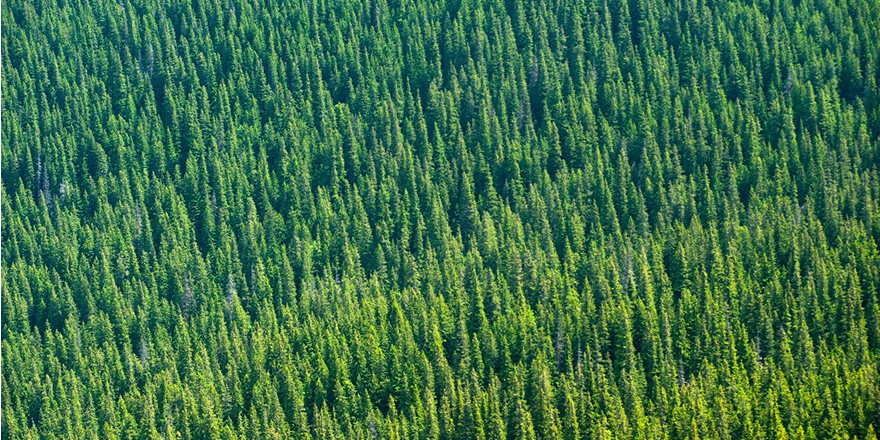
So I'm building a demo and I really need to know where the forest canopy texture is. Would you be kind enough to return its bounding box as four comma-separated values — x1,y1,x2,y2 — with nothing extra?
3,0,880,437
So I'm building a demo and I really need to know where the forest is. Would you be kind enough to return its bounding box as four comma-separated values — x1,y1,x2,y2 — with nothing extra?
2,0,880,437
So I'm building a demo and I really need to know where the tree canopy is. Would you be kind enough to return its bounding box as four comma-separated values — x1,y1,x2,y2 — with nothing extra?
2,0,880,437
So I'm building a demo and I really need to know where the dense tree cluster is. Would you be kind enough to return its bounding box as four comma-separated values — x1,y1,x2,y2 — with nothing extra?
3,0,880,437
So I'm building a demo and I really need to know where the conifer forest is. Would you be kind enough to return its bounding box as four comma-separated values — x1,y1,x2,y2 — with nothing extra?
3,0,880,437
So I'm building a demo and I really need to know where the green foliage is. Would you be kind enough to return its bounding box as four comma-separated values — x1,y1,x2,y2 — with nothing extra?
3,0,880,437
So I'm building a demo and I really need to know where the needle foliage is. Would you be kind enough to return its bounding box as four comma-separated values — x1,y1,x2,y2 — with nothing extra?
3,0,880,437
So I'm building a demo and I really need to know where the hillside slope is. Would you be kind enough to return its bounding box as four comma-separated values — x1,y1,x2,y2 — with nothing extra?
3,0,880,437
